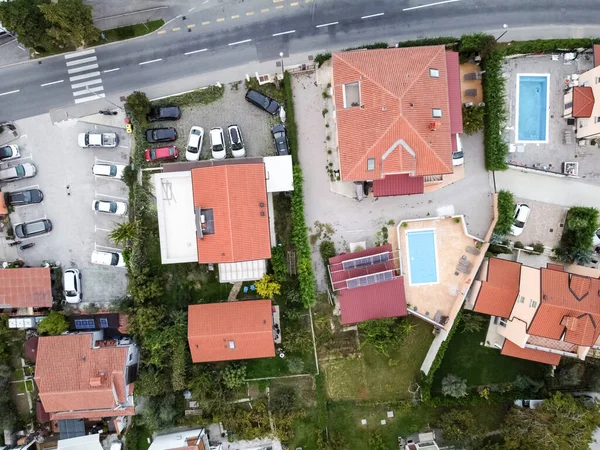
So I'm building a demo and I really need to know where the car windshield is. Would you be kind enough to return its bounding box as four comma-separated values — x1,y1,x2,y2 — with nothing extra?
22,192,31,201
109,165,117,176
65,290,77,297
274,132,284,140
453,151,464,159
15,165,25,177
191,129,201,136
187,145,198,153
0,147,11,158
232,142,243,150
514,220,525,228
111,253,119,265
109,202,117,213
150,149,157,160
213,144,224,152
262,98,270,108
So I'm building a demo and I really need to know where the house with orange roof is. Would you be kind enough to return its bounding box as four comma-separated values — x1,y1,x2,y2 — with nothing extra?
188,300,276,363
331,45,463,196
0,267,53,311
34,331,139,431
471,257,600,366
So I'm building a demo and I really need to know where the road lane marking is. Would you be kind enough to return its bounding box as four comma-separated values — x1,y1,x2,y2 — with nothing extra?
74,93,106,104
187,24,195,28
103,68,120,73
228,39,252,46
217,17,225,22
65,56,97,67
231,14,239,19
71,79,102,89
275,5,283,8
273,0,283,2
305,0,312,3
272,30,296,36
0,90,19,97
361,12,384,18
67,63,99,74
40,80,64,87
188,7,196,11
64,49,95,59
261,8,270,12
246,11,254,15
316,21,338,28
403,0,461,11
157,30,166,34
73,86,104,97
172,27,181,31
69,71,101,82
184,48,208,55
139,58,162,66
202,21,211,25
291,2,299,5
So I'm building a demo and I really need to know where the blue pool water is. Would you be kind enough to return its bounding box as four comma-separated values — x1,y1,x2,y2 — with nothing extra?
406,229,438,285
517,75,549,142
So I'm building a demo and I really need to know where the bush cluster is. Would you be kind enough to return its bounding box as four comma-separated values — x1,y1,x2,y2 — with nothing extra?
283,72,299,162
397,36,458,48
554,207,599,263
494,190,515,236
504,38,600,56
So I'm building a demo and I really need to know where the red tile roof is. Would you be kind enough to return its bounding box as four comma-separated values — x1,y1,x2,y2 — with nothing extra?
445,51,463,134
49,407,135,421
373,174,424,197
191,164,271,264
24,336,39,362
329,244,396,290
572,86,595,118
473,258,521,318
0,267,52,309
501,340,561,365
34,334,129,418
332,46,458,181
188,300,275,362
547,263,564,272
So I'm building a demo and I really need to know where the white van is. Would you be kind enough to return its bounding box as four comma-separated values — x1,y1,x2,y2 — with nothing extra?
91,250,126,268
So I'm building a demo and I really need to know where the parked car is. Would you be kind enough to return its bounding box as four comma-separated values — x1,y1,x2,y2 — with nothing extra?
63,268,82,304
514,399,543,409
91,250,126,267
92,199,128,215
245,89,280,115
452,150,464,166
0,144,20,161
147,106,181,122
78,132,118,148
186,126,204,161
510,203,531,236
14,218,52,239
227,125,246,158
145,127,177,143
209,127,226,160
593,228,600,247
6,189,43,206
0,163,36,182
92,163,126,179
145,146,179,162
271,124,289,156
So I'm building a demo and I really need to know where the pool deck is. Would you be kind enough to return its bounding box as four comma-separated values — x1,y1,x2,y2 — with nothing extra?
397,217,483,329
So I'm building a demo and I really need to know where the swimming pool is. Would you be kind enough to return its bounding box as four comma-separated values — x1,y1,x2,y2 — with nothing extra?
516,74,550,143
406,229,439,285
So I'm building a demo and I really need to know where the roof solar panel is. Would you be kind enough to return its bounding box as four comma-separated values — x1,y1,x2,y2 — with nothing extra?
346,270,394,289
341,252,390,271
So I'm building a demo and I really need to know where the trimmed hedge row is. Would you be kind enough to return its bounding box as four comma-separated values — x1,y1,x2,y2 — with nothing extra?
283,72,299,162
504,38,600,56
397,36,458,48
494,190,515,236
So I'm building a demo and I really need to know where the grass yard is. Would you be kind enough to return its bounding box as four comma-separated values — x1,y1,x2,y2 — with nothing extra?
101,20,165,43
323,317,434,401
432,323,548,391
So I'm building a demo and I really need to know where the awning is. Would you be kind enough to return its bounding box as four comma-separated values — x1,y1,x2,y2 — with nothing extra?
373,174,424,197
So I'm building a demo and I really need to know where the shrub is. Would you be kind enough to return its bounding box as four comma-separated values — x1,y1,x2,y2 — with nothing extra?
37,311,69,336
462,105,485,135
125,91,151,118
514,241,524,249
319,239,336,264
504,38,600,56
283,72,299,162
222,363,247,389
270,246,287,282
482,49,509,171
438,409,482,447
286,356,305,374
494,190,515,236
555,207,599,263
532,242,545,254
397,36,458,48
441,374,468,398
255,274,281,299
314,52,332,67
459,33,497,60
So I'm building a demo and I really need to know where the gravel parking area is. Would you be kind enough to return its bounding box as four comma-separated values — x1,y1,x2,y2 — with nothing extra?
506,198,568,249
146,83,275,161
2,114,129,306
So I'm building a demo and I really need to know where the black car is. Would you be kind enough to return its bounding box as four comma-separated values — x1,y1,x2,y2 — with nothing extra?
271,124,289,156
6,189,43,206
147,106,181,122
15,219,52,239
245,89,280,115
145,127,178,143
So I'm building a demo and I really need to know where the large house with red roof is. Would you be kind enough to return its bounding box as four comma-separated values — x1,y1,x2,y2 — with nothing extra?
0,267,53,311
331,45,463,196
472,257,600,366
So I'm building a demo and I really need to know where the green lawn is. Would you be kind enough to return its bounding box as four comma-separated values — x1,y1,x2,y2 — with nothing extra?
101,20,165,43
432,320,548,390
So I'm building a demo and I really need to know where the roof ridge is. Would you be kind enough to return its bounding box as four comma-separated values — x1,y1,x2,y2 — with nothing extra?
224,167,235,261
190,330,272,337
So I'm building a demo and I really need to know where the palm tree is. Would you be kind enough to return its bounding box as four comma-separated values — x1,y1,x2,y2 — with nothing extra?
109,221,137,246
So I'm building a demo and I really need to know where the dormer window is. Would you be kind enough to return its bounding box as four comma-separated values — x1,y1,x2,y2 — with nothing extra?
367,158,375,171
429,68,440,78
343,82,361,108
228,340,236,349
432,108,443,118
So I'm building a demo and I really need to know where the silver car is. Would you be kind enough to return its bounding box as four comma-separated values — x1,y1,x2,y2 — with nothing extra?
0,163,36,182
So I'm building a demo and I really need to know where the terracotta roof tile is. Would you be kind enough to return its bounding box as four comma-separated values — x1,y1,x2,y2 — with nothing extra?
34,334,129,416
473,258,521,318
373,174,424,196
0,267,52,308
332,46,458,181
188,300,275,362
501,340,561,365
572,86,595,118
191,164,271,263
595,45,600,68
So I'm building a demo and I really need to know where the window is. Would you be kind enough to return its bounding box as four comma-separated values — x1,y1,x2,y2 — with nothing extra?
129,353,133,361
432,108,443,118
517,295,525,304
529,299,538,308
565,102,573,109
499,318,507,327
596,117,600,123
367,158,375,171
596,77,600,84
429,68,440,78
99,318,109,328
228,340,236,349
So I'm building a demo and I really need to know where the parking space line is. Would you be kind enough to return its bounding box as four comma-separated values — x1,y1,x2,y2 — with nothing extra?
95,242,122,252
119,145,129,149
275,5,283,8
13,184,39,191
12,155,33,162
246,11,254,15
291,2,299,5
231,14,239,19
95,191,128,201
95,226,113,233
187,24,195,28
17,233,50,241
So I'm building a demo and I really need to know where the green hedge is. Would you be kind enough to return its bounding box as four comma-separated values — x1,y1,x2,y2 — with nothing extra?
397,36,458,48
494,190,515,236
504,38,600,56
482,49,509,171
283,72,299,162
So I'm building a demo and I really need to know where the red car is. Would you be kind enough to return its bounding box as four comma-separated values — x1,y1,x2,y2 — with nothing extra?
144,146,179,162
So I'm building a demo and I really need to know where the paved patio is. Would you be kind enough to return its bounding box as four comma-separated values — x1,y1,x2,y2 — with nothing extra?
503,52,600,183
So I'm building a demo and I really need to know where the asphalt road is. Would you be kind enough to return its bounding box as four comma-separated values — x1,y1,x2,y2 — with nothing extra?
0,0,598,121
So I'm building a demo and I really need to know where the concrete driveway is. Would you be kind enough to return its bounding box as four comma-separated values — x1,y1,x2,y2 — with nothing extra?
507,198,567,249
3,114,129,305
292,73,495,291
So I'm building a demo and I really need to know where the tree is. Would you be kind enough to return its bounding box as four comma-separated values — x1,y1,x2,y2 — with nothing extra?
513,374,544,394
439,409,482,448
37,310,68,335
358,318,409,356
441,374,468,398
555,207,599,263
0,0,54,52
109,221,137,246
140,393,180,431
286,356,305,374
460,312,488,334
125,91,151,119
39,0,100,48
462,105,485,135
494,190,515,236
222,363,247,389
0,364,16,429
319,239,336,262
255,274,281,299
271,386,296,415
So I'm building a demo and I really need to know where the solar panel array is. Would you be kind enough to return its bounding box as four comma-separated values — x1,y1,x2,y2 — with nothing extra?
74,319,95,329
346,271,393,289
341,252,390,270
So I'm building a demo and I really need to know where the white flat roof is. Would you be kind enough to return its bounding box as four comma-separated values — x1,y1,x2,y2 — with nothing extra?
218,260,267,283
149,429,205,450
58,435,103,450
154,172,198,264
264,155,293,192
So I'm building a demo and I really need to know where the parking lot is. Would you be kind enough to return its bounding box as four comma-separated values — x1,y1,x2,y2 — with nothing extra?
1,113,130,305
506,198,568,249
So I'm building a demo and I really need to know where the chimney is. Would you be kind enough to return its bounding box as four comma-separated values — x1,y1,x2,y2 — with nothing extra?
89,376,102,387
429,121,441,131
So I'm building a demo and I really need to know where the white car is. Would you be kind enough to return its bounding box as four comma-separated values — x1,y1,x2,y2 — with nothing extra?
593,228,600,247
209,127,226,160
227,125,246,158
92,163,126,179
63,268,82,304
0,163,36,182
0,144,20,161
185,126,204,161
78,132,118,148
452,150,464,166
92,200,128,216
510,203,531,236
91,250,126,268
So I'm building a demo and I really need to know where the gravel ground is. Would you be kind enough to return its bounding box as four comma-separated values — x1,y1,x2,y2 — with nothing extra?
145,83,276,161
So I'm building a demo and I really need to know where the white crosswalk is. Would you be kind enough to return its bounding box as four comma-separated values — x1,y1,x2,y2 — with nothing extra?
64,49,105,104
